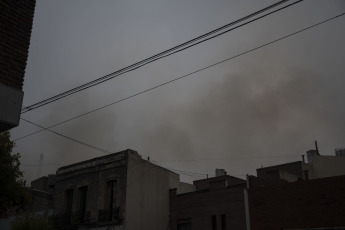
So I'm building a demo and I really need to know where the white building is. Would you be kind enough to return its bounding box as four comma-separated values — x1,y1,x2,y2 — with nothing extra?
51,149,193,230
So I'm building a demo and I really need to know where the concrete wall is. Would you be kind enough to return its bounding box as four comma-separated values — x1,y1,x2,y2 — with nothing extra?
311,155,345,179
279,169,301,182
177,182,195,194
125,153,180,230
257,161,305,181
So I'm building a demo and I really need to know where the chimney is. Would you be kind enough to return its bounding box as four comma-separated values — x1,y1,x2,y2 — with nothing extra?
301,155,305,163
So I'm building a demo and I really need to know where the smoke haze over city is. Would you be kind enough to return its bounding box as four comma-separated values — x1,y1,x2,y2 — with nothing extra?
10,0,345,183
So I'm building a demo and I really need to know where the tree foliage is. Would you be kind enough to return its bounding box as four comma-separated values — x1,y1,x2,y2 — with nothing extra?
11,212,54,230
0,131,30,217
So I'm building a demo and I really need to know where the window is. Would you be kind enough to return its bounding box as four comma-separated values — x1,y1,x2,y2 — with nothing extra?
64,189,74,223
101,180,117,221
106,180,117,211
221,214,226,230
78,186,88,222
99,179,119,222
212,215,217,230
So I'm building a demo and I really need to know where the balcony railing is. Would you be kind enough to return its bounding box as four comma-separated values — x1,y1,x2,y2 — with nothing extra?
50,211,90,228
98,207,121,223
50,208,121,228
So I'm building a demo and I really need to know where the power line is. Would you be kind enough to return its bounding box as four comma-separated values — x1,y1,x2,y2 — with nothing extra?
16,11,345,142
150,159,207,176
21,118,111,154
20,157,244,180
21,0,302,114
21,154,301,167
158,155,300,163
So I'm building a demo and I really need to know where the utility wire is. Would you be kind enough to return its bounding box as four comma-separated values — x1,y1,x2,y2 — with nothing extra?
21,118,111,154
21,0,301,114
16,11,345,142
21,154,301,167
158,155,300,163
128,158,204,180
150,159,207,176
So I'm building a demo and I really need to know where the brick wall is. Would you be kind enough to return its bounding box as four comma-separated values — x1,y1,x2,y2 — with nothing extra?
170,181,247,230
247,175,345,230
0,0,36,89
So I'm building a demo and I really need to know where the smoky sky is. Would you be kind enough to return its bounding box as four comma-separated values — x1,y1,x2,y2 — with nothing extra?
10,0,345,183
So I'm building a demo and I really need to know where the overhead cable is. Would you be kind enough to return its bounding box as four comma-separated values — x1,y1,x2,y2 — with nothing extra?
16,11,345,142
21,0,301,114
21,118,111,154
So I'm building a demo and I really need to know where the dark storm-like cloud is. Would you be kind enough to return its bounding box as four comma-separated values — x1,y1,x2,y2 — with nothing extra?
138,58,345,165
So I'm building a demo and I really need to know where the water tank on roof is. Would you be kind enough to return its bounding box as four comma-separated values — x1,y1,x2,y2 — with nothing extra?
335,148,345,157
215,168,226,177
306,150,319,164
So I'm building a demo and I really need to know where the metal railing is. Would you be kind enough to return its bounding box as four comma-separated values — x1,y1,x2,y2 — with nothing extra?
50,211,90,227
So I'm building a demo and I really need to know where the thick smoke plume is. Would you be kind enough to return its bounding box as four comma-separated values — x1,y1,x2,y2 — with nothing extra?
134,58,345,178
20,56,345,183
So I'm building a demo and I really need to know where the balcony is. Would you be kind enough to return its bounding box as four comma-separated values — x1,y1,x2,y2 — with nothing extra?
50,211,90,229
98,207,121,224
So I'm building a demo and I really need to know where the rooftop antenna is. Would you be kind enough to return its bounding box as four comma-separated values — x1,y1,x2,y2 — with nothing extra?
315,140,319,155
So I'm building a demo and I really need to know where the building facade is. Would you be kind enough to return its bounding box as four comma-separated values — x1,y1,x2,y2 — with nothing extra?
170,175,247,230
245,175,345,230
245,147,345,230
51,149,188,230
0,0,36,131
256,148,345,183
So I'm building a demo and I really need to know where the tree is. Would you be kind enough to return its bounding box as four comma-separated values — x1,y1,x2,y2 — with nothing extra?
0,131,30,217
11,212,55,230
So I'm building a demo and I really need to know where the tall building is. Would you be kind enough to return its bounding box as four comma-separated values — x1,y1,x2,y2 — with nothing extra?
0,0,36,131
